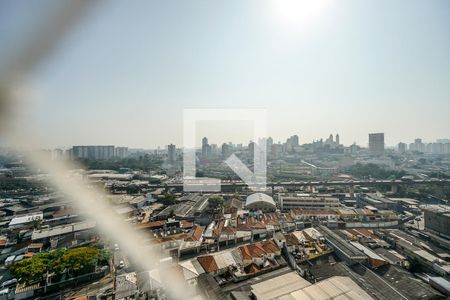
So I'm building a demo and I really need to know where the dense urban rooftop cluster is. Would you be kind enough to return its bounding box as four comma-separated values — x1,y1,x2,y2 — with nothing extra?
0,136,449,299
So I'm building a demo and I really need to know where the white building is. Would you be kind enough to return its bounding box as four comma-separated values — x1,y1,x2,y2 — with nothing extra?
245,193,276,212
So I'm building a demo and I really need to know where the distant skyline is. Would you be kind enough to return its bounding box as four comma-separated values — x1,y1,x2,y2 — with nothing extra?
1,0,449,149
21,134,450,151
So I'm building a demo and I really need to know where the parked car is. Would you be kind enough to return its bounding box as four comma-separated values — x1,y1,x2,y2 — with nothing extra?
1,279,17,289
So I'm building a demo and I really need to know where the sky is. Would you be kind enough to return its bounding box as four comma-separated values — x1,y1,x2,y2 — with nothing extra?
1,0,449,149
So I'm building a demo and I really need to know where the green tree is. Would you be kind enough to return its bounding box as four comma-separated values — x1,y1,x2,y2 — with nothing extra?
126,184,140,194
160,193,176,206
10,256,47,284
208,196,224,211
10,246,107,284
59,247,100,276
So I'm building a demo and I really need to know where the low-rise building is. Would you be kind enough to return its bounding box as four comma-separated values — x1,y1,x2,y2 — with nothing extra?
279,193,340,211
421,205,450,238
245,193,276,212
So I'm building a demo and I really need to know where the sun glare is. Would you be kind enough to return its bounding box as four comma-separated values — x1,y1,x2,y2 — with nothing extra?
270,0,332,28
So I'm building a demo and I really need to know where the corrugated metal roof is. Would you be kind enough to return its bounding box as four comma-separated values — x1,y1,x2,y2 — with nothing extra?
288,276,373,300
251,272,311,300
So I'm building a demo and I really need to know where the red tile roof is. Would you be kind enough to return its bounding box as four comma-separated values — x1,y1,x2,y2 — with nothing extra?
188,225,205,241
260,240,279,253
221,226,236,235
197,255,219,273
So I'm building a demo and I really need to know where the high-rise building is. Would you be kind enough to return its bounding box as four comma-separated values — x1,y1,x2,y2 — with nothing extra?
267,137,273,148
72,145,115,160
52,148,64,160
397,142,407,153
248,141,255,155
201,137,209,158
266,137,274,156
328,134,334,143
368,133,384,155
291,135,299,147
285,135,299,153
167,144,176,163
335,133,340,145
115,147,128,159
221,143,229,158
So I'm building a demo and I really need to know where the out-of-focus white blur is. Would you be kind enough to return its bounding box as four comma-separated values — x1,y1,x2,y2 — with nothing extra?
0,2,194,299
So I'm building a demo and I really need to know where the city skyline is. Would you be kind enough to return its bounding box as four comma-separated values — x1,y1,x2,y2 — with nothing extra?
25,133,450,152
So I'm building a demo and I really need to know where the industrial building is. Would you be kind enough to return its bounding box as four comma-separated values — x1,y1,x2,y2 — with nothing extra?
422,205,450,238
250,272,373,300
245,193,276,212
356,193,397,210
279,193,339,211
317,225,367,265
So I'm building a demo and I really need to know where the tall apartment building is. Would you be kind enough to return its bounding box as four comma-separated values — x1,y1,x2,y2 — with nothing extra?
397,142,407,153
167,144,176,163
221,143,229,158
72,145,115,160
369,133,384,155
201,137,210,158
115,147,128,159
278,194,340,211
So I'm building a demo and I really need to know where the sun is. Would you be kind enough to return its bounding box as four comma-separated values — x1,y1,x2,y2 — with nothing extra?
270,0,332,28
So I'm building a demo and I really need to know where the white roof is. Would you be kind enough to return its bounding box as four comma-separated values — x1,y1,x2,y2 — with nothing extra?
302,228,323,240
179,259,205,279
350,242,385,261
213,251,237,270
32,220,96,240
287,276,373,300
251,272,311,300
246,193,276,208
9,213,43,226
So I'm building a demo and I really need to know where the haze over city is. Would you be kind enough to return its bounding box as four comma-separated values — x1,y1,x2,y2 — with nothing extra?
1,0,449,148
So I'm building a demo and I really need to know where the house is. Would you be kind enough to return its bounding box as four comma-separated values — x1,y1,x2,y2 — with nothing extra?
197,255,219,274
239,240,280,268
186,225,205,242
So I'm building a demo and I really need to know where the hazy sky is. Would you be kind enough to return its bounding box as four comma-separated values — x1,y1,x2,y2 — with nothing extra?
2,0,450,149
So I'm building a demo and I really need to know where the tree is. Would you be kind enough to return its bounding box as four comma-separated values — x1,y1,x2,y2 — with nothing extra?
160,193,176,206
59,247,100,276
126,184,140,195
10,246,107,284
10,257,47,284
208,196,224,211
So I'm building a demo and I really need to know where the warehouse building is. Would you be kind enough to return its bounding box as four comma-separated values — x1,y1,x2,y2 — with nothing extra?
279,193,339,211
421,205,450,238
245,193,276,212
250,272,373,300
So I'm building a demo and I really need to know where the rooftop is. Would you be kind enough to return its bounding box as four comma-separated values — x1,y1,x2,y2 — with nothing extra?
245,193,276,208
251,272,311,300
